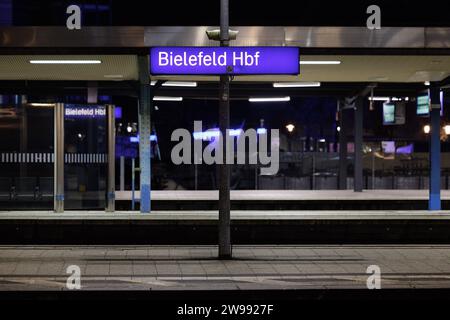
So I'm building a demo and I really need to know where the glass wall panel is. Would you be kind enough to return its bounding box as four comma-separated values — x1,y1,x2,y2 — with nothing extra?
64,104,107,209
0,96,54,209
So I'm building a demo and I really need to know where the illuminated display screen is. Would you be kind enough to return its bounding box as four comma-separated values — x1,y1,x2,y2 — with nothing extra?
115,106,122,119
382,141,396,153
417,94,430,115
383,102,395,125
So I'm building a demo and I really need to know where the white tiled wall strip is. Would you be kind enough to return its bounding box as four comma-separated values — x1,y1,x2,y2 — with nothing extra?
0,153,108,164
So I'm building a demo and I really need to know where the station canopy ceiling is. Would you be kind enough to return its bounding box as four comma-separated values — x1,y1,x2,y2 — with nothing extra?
0,55,139,81
1,54,450,83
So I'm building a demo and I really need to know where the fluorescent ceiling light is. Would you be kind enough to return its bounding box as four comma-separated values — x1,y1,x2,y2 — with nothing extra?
193,128,243,140
368,96,390,101
249,96,290,102
104,74,123,79
257,128,267,135
300,60,341,65
163,81,197,87
273,82,321,88
368,97,409,102
153,96,183,102
28,103,54,107
369,76,389,81
150,81,198,87
130,135,158,143
29,60,102,64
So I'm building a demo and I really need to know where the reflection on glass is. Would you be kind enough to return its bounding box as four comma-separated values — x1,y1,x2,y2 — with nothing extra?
0,96,54,209
64,104,107,209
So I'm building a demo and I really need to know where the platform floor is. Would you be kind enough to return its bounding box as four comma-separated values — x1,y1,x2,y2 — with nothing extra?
116,190,450,201
1,244,450,291
1,210,450,220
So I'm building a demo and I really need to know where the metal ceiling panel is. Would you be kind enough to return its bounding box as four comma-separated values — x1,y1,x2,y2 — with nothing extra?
1,26,449,49
0,27,145,47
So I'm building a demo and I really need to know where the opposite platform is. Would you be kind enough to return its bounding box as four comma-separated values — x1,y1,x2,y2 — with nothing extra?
1,210,450,244
115,190,450,210
117,190,450,201
1,210,450,220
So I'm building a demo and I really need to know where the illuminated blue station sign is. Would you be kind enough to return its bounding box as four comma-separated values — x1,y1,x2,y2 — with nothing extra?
150,47,300,75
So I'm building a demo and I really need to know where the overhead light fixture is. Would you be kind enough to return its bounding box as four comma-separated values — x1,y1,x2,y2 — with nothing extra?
273,82,320,88
444,125,450,135
162,81,197,87
369,76,389,81
424,125,431,134
300,60,341,65
368,97,390,101
193,128,243,141
104,74,124,79
424,81,431,86
130,135,158,143
29,60,102,64
249,96,290,102
368,97,409,102
285,124,295,133
28,103,54,107
257,128,267,135
150,81,197,87
153,96,183,101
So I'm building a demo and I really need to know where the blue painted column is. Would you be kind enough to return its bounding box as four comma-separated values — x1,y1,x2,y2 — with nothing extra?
429,87,441,211
138,55,151,213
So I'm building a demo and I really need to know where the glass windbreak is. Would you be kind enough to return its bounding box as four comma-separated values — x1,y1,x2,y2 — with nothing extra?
0,96,54,209
64,104,107,209
117,94,448,192
112,89,448,193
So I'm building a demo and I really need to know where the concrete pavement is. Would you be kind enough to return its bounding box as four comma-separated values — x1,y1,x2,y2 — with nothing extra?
1,245,450,290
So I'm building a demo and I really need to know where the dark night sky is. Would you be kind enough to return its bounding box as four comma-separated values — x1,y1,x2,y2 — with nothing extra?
8,0,450,27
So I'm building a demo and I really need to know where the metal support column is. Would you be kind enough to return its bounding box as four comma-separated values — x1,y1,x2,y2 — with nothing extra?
354,97,363,192
338,101,348,190
138,55,151,213
19,95,28,178
429,87,441,210
131,158,136,211
106,104,115,212
54,103,64,213
218,0,232,259
120,156,125,191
